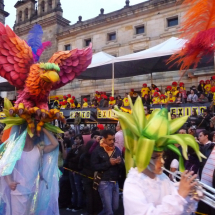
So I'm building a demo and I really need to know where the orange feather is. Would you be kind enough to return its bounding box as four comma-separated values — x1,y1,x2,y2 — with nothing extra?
167,0,215,75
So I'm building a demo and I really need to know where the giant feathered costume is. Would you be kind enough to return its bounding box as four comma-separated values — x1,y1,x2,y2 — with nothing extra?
0,24,93,215
167,0,215,77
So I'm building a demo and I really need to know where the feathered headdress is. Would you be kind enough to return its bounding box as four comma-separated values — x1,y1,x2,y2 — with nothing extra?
27,24,51,62
167,0,215,77
113,96,205,173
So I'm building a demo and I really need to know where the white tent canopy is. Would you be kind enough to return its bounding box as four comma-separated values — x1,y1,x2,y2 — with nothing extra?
113,37,187,63
88,51,116,68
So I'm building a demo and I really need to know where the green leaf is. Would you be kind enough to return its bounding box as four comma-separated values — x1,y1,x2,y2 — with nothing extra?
129,96,147,133
157,134,188,160
112,109,140,137
142,109,169,140
169,116,188,134
27,126,34,138
0,117,25,126
125,149,135,175
44,123,64,134
135,137,155,172
4,98,13,111
166,144,185,172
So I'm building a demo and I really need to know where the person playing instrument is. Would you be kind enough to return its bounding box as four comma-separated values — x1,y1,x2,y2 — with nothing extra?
113,96,205,215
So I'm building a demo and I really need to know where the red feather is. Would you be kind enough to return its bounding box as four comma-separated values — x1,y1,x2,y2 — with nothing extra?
167,0,215,75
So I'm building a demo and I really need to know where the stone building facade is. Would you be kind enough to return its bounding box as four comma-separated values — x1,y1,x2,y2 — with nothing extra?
5,0,215,100
0,0,9,24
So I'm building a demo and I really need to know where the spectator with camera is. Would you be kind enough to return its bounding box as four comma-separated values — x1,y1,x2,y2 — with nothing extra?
91,130,124,215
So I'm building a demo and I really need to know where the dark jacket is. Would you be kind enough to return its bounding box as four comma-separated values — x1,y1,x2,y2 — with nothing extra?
66,144,84,171
199,142,215,187
91,146,124,181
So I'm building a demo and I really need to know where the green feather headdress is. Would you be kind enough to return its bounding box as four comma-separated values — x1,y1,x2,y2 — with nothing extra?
112,96,205,173
39,62,60,72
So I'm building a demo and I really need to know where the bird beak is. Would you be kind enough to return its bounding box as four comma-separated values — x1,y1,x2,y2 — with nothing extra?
40,71,60,83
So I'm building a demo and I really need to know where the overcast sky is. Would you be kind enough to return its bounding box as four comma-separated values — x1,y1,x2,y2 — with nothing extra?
5,0,146,28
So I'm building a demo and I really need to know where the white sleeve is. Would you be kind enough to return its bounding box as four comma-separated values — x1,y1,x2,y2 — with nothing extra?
170,159,179,169
123,180,187,215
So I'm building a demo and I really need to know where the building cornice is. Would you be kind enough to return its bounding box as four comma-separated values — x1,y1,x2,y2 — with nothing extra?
0,8,9,17
14,0,37,8
14,15,70,36
57,0,183,40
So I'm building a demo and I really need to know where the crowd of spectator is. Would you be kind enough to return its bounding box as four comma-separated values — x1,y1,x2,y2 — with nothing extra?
57,123,125,214
52,78,215,110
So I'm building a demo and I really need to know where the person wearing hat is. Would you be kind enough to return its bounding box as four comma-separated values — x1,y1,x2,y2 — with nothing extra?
109,97,116,107
129,89,134,97
171,87,179,98
211,86,215,106
53,97,59,109
123,93,130,107
179,82,186,91
155,88,161,96
159,94,168,104
63,95,67,103
152,92,160,104
54,97,60,105
167,93,176,103
141,84,150,98
211,76,215,87
95,91,100,99
70,99,76,108
60,101,67,109
172,82,178,91
67,94,72,103
113,97,204,215
198,80,205,93
204,80,211,95
150,84,157,96
82,98,89,108
165,86,172,99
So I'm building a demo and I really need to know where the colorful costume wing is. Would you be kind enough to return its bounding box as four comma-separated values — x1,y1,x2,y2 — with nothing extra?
48,43,93,90
167,0,215,75
0,23,34,89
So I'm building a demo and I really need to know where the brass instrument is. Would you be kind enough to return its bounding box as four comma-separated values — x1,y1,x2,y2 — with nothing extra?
162,167,215,208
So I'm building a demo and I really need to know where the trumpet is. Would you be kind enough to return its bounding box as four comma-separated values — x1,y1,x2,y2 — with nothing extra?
162,167,215,208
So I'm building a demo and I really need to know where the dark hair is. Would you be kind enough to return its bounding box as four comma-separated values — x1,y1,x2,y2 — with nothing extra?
192,109,197,116
83,126,90,134
200,130,211,140
101,130,115,138
144,105,150,112
91,131,100,139
69,130,75,135
91,127,99,133
74,134,84,145
118,95,121,99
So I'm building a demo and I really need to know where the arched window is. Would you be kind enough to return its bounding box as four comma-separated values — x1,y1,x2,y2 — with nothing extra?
41,1,45,12
19,11,22,22
24,8,28,20
48,0,52,9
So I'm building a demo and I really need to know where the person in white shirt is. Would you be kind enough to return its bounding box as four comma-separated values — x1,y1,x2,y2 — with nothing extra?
124,151,198,215
113,96,205,215
115,122,124,152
